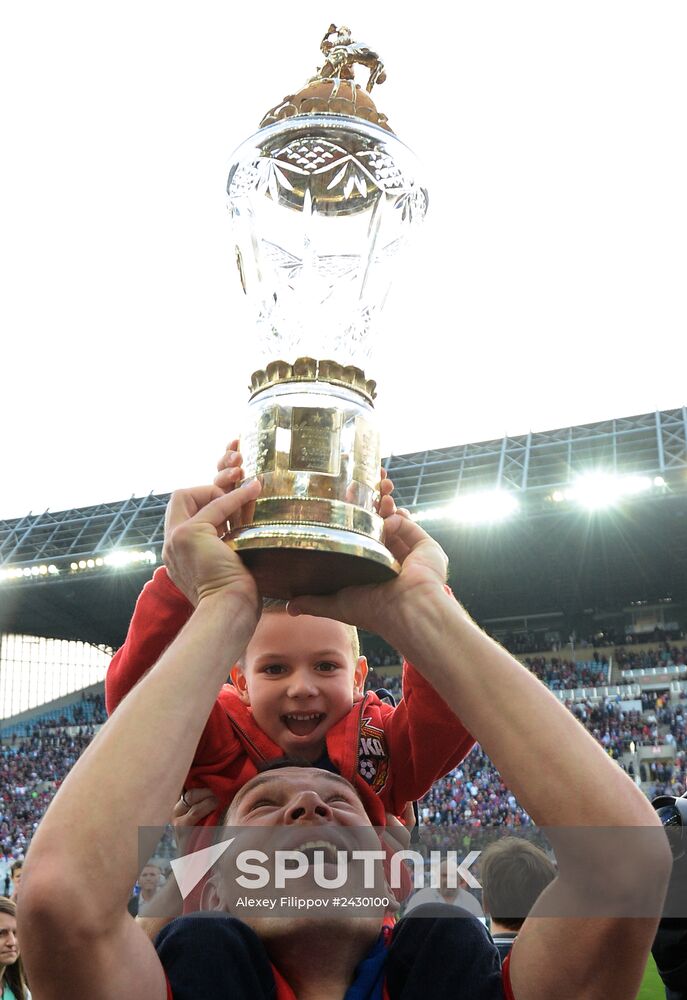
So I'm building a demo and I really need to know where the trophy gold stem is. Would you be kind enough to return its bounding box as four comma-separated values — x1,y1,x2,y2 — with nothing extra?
227,362,399,598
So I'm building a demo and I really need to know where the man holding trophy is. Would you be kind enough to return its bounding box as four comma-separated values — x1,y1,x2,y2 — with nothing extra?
18,28,671,1000
104,27,475,840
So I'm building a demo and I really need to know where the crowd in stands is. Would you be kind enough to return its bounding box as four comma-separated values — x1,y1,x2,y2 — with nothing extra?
367,640,687,693
36,693,107,731
570,700,652,756
616,644,687,672
0,692,107,740
371,654,608,695
494,630,556,654
363,644,401,669
523,656,608,690
648,751,687,798
484,625,686,657
0,728,94,861
1,646,686,867
419,748,531,842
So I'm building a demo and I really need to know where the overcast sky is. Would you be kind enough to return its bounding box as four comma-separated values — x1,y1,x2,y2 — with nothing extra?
1,2,685,520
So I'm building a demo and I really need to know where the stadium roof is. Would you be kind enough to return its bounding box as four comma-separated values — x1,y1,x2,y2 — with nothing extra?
1,408,686,647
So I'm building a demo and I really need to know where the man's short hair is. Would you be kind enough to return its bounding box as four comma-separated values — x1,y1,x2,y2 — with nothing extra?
140,860,163,874
479,838,556,931
10,861,22,877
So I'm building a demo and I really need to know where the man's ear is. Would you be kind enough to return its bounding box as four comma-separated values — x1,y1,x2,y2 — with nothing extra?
200,874,225,912
230,665,251,704
354,656,368,698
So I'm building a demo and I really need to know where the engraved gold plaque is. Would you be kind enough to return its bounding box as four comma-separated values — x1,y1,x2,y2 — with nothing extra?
289,408,342,475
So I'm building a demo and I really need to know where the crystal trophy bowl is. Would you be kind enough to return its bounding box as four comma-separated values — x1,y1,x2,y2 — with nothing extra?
224,38,428,598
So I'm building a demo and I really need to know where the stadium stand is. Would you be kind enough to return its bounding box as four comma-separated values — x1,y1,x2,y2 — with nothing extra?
1,407,686,882
2,639,685,867
0,691,106,740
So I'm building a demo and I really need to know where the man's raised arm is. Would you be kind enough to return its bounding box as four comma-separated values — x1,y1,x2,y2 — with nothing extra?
287,512,673,1000
19,481,262,1000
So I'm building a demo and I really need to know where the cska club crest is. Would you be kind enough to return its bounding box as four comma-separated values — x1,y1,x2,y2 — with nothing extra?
358,716,389,792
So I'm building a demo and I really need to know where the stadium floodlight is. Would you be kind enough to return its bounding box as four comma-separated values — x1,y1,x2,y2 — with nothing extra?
452,490,520,524
564,472,652,510
0,564,60,583
64,550,158,574
0,568,24,583
104,549,157,569
411,490,520,526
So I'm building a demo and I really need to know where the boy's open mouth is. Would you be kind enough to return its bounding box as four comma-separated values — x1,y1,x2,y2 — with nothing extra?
282,712,326,737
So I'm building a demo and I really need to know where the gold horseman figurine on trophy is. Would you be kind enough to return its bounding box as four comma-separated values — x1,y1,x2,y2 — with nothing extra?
225,26,428,597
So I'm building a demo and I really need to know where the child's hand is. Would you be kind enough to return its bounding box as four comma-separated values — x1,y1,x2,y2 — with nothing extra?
382,805,414,854
214,439,244,493
376,467,396,518
174,788,219,827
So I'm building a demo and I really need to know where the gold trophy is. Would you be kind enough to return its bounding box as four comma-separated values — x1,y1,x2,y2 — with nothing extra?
226,26,428,597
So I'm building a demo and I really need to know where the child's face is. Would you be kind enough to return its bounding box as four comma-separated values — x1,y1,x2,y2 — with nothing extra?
232,612,367,762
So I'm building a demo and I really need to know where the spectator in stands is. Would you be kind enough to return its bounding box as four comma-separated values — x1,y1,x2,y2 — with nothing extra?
9,864,21,903
127,861,163,917
478,838,557,961
18,480,672,999
0,897,30,1000
404,858,484,918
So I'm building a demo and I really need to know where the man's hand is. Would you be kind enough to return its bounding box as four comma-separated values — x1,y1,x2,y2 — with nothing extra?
162,479,262,614
285,511,453,650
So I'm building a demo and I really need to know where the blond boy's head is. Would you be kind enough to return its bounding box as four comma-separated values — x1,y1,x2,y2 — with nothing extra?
230,602,367,762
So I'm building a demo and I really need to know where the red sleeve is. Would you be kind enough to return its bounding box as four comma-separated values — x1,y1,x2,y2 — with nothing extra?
379,660,475,815
105,566,193,713
501,952,515,1000
165,975,174,1000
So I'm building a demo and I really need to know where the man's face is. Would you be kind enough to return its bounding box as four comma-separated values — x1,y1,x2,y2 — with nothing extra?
228,766,372,829
11,868,21,891
210,768,385,928
210,768,384,949
439,860,459,896
232,613,367,761
224,767,382,891
139,866,161,892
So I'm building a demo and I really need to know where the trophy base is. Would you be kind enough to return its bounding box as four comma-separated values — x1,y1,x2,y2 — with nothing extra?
227,523,400,599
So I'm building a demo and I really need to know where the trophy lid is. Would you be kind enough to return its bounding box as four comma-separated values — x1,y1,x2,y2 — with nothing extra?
226,26,427,379
260,24,393,133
